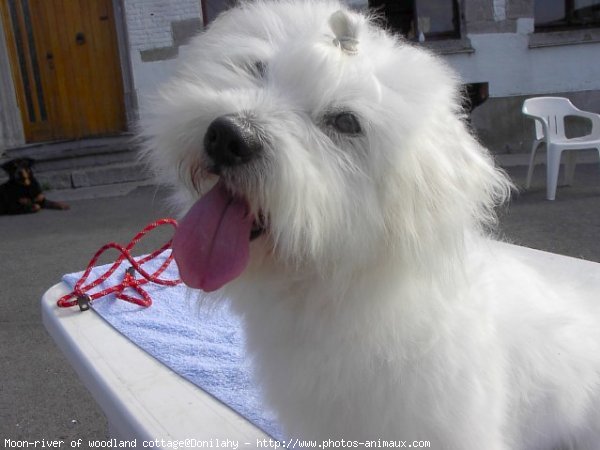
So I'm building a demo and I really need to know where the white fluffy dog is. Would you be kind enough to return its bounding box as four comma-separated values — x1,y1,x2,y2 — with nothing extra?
142,1,600,448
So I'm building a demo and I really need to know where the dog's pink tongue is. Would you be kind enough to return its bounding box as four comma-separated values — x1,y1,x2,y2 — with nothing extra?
172,181,253,292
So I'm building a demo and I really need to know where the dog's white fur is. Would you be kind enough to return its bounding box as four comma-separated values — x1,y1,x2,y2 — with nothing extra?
142,1,600,448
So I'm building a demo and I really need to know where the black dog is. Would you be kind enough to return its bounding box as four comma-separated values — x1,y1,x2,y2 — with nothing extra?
0,158,69,215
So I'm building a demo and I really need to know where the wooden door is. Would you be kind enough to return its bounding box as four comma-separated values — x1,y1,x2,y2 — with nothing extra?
1,0,126,142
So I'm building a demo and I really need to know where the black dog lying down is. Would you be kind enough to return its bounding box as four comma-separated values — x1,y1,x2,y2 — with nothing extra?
0,158,69,215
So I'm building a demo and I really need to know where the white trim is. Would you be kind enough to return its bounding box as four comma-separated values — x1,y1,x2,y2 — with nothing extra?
113,0,138,125
0,17,25,150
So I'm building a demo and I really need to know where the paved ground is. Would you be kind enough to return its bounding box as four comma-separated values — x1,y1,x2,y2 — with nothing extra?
0,163,598,442
498,163,600,261
0,186,172,442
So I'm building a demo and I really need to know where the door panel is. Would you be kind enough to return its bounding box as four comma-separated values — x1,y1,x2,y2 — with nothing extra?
1,0,126,142
1,0,52,141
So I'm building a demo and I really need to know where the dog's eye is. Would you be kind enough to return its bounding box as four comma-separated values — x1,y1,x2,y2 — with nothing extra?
250,61,267,78
327,112,361,135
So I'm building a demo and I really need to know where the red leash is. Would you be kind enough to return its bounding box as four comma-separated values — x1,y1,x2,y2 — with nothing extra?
57,218,181,311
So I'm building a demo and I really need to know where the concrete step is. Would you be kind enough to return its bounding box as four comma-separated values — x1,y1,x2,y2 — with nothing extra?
0,135,155,190
45,179,157,202
2,135,139,172
35,147,139,172
36,161,152,190
0,135,153,190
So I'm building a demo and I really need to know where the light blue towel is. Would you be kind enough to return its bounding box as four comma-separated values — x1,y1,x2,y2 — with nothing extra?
62,251,283,440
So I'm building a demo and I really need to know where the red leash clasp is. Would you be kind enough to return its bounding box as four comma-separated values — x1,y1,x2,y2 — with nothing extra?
57,218,181,311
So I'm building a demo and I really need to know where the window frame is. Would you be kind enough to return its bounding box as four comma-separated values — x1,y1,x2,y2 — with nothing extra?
368,0,461,42
534,0,600,33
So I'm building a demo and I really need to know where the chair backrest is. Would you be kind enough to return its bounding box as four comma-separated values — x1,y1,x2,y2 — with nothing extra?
522,97,579,140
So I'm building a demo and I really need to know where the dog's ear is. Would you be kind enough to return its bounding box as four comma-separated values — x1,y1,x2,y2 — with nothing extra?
1,159,16,174
23,157,35,168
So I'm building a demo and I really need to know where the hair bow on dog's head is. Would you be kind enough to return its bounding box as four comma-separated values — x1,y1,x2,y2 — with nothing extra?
329,10,359,55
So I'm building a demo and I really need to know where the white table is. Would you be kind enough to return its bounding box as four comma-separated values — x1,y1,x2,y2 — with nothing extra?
41,243,600,448
41,283,269,449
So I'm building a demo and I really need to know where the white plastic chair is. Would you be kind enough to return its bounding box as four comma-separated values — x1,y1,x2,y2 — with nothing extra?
522,97,600,200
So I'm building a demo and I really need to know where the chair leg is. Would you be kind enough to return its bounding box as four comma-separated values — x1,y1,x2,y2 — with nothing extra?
525,141,541,189
564,151,577,186
546,147,562,201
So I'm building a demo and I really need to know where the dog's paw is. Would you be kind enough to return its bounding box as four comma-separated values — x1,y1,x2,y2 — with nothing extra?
54,201,70,210
41,199,70,210
18,197,33,206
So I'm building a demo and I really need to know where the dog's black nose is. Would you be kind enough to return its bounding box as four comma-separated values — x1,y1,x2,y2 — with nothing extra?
204,115,262,169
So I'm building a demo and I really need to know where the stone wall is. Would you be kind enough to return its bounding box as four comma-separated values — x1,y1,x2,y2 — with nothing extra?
437,0,600,154
121,0,202,121
472,91,598,154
